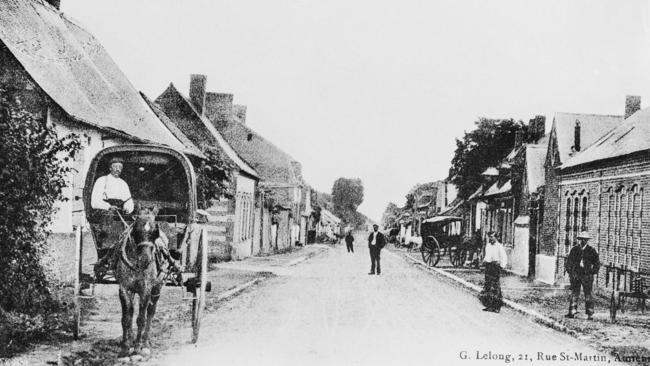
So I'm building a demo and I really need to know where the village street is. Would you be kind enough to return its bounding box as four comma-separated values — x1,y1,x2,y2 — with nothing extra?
146,235,610,366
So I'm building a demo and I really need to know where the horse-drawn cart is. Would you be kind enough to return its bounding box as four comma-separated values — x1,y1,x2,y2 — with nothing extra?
72,144,211,350
419,216,482,267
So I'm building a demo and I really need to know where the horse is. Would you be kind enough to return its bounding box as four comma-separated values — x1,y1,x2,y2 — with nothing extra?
114,206,164,355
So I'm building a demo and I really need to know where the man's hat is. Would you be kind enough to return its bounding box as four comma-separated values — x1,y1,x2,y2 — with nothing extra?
108,156,125,165
577,231,591,240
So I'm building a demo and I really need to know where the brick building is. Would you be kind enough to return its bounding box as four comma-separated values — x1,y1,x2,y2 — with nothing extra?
538,98,640,285
552,97,650,290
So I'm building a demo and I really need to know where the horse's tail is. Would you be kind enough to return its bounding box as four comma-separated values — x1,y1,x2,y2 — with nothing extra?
120,236,137,271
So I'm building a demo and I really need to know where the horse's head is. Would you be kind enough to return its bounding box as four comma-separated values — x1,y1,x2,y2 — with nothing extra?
120,206,160,272
132,206,160,246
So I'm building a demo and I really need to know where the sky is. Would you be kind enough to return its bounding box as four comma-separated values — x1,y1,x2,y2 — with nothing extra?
61,0,650,222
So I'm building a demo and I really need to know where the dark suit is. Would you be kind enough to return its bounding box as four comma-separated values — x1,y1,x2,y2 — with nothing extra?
565,244,600,316
368,231,386,274
345,233,354,253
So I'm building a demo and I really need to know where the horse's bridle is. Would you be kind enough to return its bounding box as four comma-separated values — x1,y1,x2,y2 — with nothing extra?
115,210,158,271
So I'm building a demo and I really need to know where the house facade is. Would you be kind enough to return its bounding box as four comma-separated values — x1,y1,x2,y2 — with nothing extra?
155,77,260,261
467,116,547,276
0,0,198,281
553,97,650,290
539,109,625,284
191,75,310,253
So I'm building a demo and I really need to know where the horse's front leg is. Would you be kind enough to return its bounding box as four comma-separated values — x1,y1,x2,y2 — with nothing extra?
142,283,162,350
134,291,150,353
118,287,135,355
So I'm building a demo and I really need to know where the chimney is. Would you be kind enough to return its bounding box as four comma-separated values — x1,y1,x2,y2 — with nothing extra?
46,0,61,10
573,120,581,152
189,74,207,116
529,115,546,142
233,104,247,124
625,95,641,119
205,92,233,130
514,130,523,149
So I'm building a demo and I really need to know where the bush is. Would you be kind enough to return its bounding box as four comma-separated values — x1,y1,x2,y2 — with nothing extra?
0,86,80,314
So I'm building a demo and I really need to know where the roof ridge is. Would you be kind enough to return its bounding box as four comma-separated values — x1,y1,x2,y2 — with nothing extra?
556,112,623,118
228,117,298,163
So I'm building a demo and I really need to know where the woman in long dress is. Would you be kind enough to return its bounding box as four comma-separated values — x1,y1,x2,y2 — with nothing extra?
479,231,508,312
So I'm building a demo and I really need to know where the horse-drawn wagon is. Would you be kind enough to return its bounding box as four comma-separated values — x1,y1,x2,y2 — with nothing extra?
419,216,483,267
72,144,212,352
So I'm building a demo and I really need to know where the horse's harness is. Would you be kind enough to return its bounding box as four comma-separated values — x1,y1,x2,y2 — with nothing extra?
115,210,157,264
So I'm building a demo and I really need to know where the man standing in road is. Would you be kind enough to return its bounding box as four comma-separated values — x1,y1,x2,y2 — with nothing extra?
479,231,508,312
565,231,600,320
367,224,386,275
345,231,354,253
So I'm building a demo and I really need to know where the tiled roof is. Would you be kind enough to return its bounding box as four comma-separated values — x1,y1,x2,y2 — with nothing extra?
155,84,258,178
0,0,186,150
140,93,204,158
562,107,650,168
216,113,300,185
553,112,622,164
525,144,546,192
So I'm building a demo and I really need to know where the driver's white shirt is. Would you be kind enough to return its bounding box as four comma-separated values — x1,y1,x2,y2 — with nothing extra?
90,174,134,213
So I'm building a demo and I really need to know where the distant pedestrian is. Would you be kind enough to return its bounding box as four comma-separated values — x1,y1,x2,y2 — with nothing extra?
565,231,600,320
479,231,507,313
345,231,354,253
367,224,386,275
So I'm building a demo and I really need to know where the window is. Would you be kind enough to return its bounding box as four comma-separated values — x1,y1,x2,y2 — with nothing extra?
563,190,589,254
599,184,644,270
564,197,572,252
581,196,588,231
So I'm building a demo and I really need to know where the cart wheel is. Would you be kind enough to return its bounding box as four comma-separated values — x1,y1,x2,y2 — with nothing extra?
421,236,441,267
191,229,208,343
450,247,468,267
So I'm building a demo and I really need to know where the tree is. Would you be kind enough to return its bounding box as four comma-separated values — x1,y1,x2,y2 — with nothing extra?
381,202,401,229
448,118,525,199
331,177,365,228
196,147,235,209
0,86,80,313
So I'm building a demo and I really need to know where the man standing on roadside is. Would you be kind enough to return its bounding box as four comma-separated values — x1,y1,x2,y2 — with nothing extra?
345,231,355,253
367,224,386,275
565,231,600,320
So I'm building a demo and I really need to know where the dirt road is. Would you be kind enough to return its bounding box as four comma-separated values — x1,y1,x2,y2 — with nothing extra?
148,238,612,366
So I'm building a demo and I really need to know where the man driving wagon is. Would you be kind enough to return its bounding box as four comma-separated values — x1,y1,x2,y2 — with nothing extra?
90,156,179,276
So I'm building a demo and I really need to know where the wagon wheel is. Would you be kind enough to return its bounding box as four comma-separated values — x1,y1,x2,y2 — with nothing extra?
421,236,441,267
191,229,208,343
450,245,468,268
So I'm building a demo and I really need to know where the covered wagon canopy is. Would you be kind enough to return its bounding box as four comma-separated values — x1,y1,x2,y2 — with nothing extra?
422,216,462,225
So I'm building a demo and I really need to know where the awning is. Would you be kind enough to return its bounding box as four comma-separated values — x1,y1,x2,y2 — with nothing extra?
422,216,462,224
483,180,512,198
